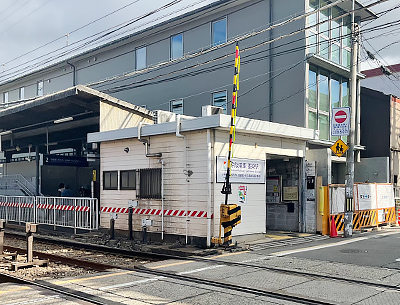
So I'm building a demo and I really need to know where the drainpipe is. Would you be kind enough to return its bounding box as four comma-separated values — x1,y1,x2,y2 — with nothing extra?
159,159,165,241
138,122,162,158
137,122,163,239
206,129,213,247
67,61,76,86
176,115,189,244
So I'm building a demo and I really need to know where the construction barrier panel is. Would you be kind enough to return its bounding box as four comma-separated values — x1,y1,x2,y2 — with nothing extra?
0,195,98,231
329,183,395,233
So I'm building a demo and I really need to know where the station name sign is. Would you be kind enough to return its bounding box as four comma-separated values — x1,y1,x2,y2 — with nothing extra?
44,155,88,167
216,157,265,184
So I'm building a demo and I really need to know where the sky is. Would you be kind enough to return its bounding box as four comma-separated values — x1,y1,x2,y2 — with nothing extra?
0,0,399,85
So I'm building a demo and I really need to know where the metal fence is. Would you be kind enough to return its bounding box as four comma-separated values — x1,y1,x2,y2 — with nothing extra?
0,196,98,232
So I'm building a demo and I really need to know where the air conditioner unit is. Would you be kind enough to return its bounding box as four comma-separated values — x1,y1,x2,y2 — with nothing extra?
153,110,176,124
202,105,224,117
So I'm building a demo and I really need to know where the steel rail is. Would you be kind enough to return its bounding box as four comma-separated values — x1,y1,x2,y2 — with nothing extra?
5,231,400,292
0,272,123,305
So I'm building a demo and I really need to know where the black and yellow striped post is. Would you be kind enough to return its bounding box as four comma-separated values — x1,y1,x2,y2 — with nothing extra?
221,42,240,202
221,204,241,244
212,43,241,246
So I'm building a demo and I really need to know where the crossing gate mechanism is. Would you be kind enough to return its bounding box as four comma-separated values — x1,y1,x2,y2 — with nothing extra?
212,203,241,245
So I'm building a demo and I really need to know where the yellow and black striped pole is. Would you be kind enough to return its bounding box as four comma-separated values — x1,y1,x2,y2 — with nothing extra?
221,42,240,203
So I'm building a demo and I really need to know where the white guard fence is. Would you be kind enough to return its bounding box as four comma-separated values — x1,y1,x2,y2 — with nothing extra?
0,196,98,232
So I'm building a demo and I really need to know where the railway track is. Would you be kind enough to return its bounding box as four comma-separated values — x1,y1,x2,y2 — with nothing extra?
3,231,400,304
4,231,400,292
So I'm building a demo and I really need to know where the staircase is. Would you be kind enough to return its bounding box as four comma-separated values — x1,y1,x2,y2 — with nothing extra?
0,174,40,196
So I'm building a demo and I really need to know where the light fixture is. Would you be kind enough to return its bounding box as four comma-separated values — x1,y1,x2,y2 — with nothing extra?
283,157,290,162
124,147,130,153
16,145,21,152
54,116,73,124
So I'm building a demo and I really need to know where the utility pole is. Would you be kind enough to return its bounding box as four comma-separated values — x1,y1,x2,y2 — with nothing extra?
344,0,359,238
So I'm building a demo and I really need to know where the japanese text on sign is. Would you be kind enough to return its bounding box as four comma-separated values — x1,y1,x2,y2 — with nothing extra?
216,157,265,183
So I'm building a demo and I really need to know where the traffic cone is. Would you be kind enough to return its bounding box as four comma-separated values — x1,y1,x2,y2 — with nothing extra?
330,215,338,238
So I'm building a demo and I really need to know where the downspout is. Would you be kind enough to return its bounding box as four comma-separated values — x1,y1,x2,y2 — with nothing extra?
67,61,76,86
176,115,189,244
138,122,162,158
206,129,213,247
137,122,163,239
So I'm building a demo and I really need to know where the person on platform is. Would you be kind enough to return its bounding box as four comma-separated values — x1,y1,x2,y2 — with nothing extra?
58,183,65,196
61,185,73,197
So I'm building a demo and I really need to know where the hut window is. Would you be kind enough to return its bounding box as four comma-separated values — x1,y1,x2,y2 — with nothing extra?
120,170,136,190
103,171,118,190
138,168,161,199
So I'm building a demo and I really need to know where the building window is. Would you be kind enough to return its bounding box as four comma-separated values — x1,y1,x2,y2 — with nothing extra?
139,168,161,199
171,34,183,60
19,87,25,100
306,0,351,68
212,18,227,46
2,92,8,104
120,170,136,190
37,81,44,97
103,171,118,190
213,91,227,114
308,64,349,141
135,46,146,70
170,99,183,114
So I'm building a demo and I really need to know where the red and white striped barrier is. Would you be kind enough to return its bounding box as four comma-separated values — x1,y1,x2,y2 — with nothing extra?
100,206,212,218
0,202,89,212
0,202,34,208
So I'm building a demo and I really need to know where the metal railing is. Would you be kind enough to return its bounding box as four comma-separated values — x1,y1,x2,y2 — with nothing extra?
0,195,98,232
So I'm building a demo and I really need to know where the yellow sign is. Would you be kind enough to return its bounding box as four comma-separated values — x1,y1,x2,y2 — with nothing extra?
92,170,97,182
330,139,349,157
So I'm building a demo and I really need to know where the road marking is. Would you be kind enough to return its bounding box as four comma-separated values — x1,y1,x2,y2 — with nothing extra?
53,270,135,284
99,276,165,290
270,236,369,257
0,286,31,295
4,295,60,304
177,264,225,275
395,258,400,262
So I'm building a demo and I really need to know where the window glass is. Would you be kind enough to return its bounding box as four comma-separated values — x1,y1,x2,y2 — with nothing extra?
319,1,329,36
341,80,349,107
308,0,318,28
139,168,161,199
120,170,136,190
308,33,317,54
319,38,329,59
308,111,317,130
3,92,8,104
136,47,146,70
331,7,341,40
213,91,227,114
308,66,317,109
103,171,118,190
319,114,329,140
331,76,340,108
171,34,183,60
342,16,351,47
170,99,183,114
19,87,25,100
319,70,329,112
331,43,340,64
343,49,351,68
37,81,44,97
212,18,227,46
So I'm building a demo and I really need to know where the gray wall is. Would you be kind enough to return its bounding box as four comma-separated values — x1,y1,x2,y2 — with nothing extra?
355,157,389,183
0,0,309,128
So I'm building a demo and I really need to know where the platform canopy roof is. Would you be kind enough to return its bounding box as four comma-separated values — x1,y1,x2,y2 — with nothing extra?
0,85,152,155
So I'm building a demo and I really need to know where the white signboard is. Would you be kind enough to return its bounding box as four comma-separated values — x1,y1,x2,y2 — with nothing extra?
305,161,316,176
331,107,350,136
216,157,265,184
